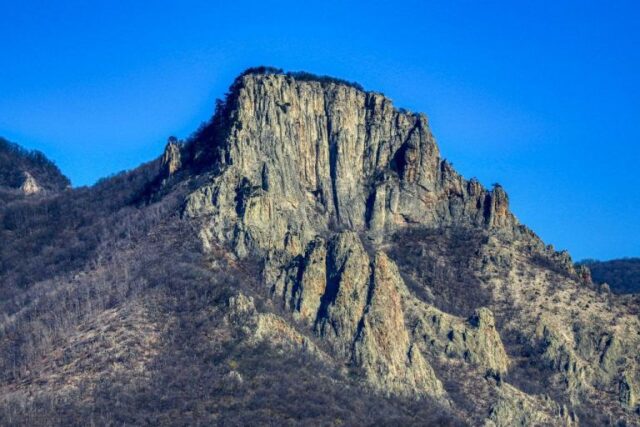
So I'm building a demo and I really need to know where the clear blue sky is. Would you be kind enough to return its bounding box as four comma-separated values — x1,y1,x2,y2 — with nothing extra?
0,1,638,261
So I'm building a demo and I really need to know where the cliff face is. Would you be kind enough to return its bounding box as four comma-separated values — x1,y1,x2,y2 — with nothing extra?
183,72,513,398
179,71,639,424
185,73,513,250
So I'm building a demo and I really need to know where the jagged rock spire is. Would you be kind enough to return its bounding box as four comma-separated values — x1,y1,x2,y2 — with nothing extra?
161,136,182,176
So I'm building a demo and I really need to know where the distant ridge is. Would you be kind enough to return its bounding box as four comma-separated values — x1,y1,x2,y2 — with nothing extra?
578,258,640,294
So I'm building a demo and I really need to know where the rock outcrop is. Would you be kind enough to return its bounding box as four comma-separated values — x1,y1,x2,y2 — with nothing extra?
352,252,445,397
184,72,516,251
181,69,640,423
265,232,446,396
161,137,182,176
485,383,578,427
227,293,330,362
20,171,41,195
182,72,519,397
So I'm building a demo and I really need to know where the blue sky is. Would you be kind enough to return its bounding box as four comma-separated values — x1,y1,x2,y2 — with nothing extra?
0,1,638,260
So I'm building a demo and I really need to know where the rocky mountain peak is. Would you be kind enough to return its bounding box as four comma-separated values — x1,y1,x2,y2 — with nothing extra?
186,70,518,249
176,69,639,424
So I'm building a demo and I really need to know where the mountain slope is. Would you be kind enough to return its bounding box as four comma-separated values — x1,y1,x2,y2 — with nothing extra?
0,68,638,426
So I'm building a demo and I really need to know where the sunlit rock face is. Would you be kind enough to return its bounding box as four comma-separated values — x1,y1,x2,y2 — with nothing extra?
185,73,516,251
20,171,41,195
161,137,182,176
182,70,640,423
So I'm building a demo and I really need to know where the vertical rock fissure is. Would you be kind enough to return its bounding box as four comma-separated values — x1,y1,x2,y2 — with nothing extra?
363,94,376,180
314,247,343,332
314,128,326,210
351,262,376,356
329,138,341,225
289,254,306,311
364,189,377,229
325,97,342,226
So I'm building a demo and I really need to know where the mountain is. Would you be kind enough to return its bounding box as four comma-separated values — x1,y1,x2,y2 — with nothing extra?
0,67,638,426
578,258,640,294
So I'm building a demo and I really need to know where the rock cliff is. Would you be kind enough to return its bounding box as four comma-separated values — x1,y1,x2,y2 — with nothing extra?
177,69,639,424
184,72,515,248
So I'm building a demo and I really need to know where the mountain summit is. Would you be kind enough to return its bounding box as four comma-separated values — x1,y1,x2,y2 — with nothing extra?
0,68,638,426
